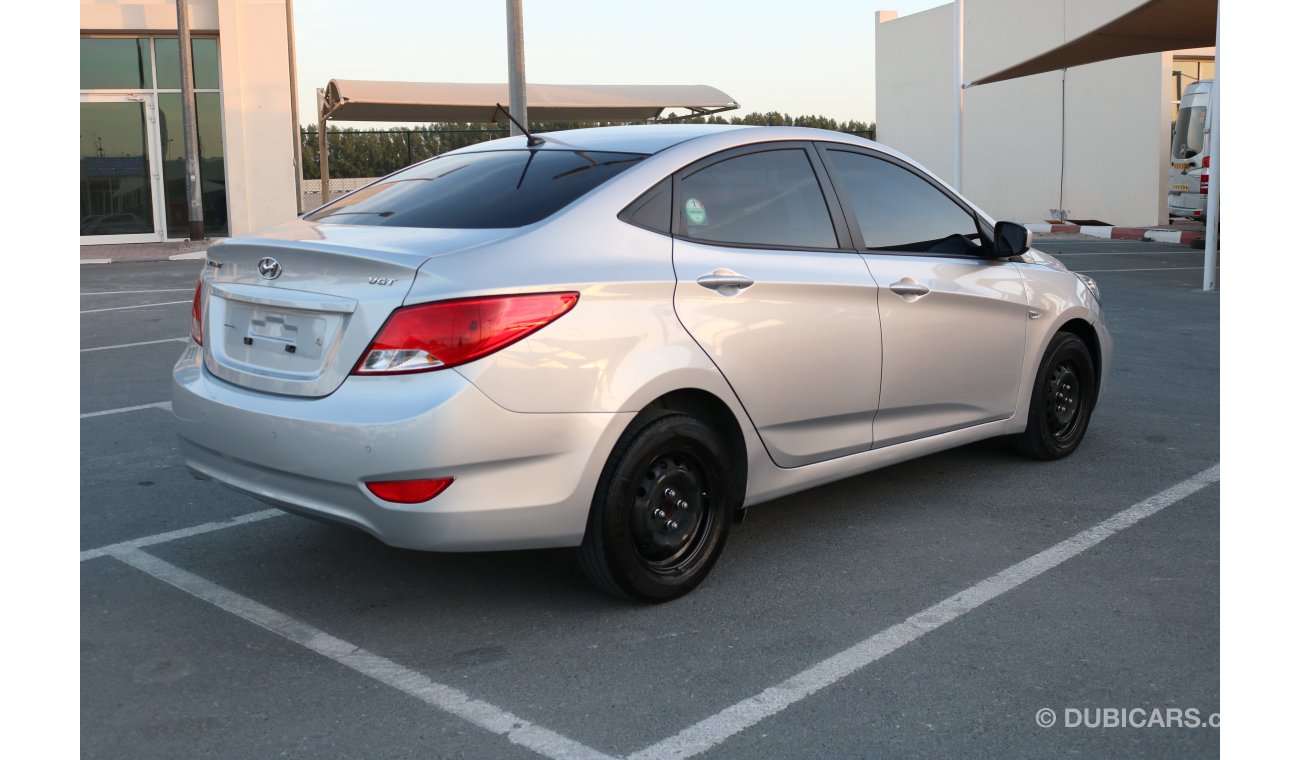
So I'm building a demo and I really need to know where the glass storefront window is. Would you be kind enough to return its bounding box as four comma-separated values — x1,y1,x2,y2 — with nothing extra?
81,35,229,240
80,102,156,236
80,38,152,90
159,93,229,237
154,38,221,90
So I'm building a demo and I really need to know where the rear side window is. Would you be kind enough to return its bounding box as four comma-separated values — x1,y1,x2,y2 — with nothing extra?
677,149,837,249
826,150,982,255
1172,105,1207,159
619,179,672,234
305,150,645,229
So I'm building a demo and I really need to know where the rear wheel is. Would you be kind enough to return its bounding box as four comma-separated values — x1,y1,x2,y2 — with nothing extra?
1009,332,1097,460
578,413,733,602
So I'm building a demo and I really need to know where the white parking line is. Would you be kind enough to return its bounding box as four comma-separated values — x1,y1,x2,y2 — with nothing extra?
81,401,171,419
81,300,191,314
81,466,1219,759
81,510,284,561
629,464,1220,760
82,337,188,353
81,288,194,296
110,547,618,760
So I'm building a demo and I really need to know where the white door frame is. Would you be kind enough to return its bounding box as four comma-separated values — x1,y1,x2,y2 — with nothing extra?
80,92,166,245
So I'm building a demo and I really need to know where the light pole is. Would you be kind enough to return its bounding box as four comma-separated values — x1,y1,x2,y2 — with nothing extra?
175,0,205,240
506,0,528,135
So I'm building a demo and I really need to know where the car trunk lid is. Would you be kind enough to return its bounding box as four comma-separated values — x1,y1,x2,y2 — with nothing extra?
201,221,511,397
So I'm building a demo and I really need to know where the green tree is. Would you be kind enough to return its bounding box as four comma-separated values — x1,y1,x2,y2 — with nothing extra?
301,114,876,180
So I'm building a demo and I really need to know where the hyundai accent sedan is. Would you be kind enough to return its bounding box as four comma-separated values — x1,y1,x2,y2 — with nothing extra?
173,124,1109,602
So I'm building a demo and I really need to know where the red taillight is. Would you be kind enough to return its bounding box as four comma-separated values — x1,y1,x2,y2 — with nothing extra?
190,279,204,345
353,292,579,375
1200,155,1211,194
365,477,454,504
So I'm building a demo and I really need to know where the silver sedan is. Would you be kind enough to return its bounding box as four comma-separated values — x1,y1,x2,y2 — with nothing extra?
173,124,1110,601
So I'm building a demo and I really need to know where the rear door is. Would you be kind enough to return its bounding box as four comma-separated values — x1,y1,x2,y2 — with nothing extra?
671,143,883,468
817,145,1026,448
1169,85,1211,217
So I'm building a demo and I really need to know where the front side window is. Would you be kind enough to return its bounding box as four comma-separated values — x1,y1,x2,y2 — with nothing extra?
305,150,644,229
826,150,982,255
677,149,837,249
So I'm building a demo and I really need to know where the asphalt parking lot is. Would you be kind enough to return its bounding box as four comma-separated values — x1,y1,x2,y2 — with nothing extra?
81,238,1219,759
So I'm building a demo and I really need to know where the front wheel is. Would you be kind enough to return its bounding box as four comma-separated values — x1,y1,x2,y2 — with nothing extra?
1008,332,1097,460
578,413,733,602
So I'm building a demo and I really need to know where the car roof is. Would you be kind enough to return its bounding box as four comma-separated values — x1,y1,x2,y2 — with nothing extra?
450,123,755,156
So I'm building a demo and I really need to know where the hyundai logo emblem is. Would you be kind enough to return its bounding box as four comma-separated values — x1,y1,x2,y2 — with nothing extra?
257,257,283,280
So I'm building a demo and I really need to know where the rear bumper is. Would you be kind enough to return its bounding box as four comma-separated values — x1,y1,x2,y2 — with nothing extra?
1168,200,1206,218
172,344,630,551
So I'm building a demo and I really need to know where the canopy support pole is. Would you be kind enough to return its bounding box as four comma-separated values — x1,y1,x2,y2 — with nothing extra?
1202,4,1220,292
953,0,965,190
317,88,330,207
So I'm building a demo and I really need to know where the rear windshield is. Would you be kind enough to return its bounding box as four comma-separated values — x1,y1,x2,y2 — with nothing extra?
305,150,645,228
1172,105,1207,159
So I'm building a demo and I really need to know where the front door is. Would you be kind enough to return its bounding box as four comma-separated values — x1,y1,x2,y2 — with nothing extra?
80,93,164,244
671,144,883,468
818,145,1027,448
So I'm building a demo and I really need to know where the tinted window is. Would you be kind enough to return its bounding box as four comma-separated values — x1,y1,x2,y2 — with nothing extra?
678,149,837,249
305,150,644,229
826,150,982,254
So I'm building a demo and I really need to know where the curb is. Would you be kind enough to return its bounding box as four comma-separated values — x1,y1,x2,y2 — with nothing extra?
79,251,208,265
1025,223,1204,245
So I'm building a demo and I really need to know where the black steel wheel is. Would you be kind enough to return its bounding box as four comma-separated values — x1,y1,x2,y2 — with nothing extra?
1009,332,1097,460
578,413,733,602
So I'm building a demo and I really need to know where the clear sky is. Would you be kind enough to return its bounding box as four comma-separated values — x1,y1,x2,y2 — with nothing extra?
295,0,949,128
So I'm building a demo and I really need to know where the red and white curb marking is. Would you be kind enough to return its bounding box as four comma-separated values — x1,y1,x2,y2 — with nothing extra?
1026,223,1204,245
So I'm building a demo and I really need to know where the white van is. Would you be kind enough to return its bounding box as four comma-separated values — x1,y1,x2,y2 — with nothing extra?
1168,79,1213,221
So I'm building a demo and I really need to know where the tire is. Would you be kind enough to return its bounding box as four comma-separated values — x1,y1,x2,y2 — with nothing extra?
578,413,733,602
1008,332,1097,460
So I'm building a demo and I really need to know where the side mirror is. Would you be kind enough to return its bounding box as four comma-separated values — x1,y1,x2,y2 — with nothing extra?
994,221,1032,258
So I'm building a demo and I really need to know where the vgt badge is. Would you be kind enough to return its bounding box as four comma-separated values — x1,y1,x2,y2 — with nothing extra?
257,257,283,280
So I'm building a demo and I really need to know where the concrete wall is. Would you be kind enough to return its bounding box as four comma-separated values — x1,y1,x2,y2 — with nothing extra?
876,0,1181,227
80,1,298,237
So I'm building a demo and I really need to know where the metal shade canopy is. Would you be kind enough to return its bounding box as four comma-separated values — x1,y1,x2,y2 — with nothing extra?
320,80,739,123
968,0,1215,85
313,79,739,208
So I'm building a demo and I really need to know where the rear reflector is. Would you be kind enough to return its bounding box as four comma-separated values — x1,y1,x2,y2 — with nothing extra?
365,477,454,504
354,292,579,375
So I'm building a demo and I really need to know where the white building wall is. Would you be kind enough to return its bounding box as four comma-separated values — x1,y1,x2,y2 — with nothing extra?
215,0,298,236
80,0,298,237
873,6,955,182
877,0,1179,227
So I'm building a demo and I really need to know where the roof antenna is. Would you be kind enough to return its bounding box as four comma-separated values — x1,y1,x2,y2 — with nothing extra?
494,103,543,147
